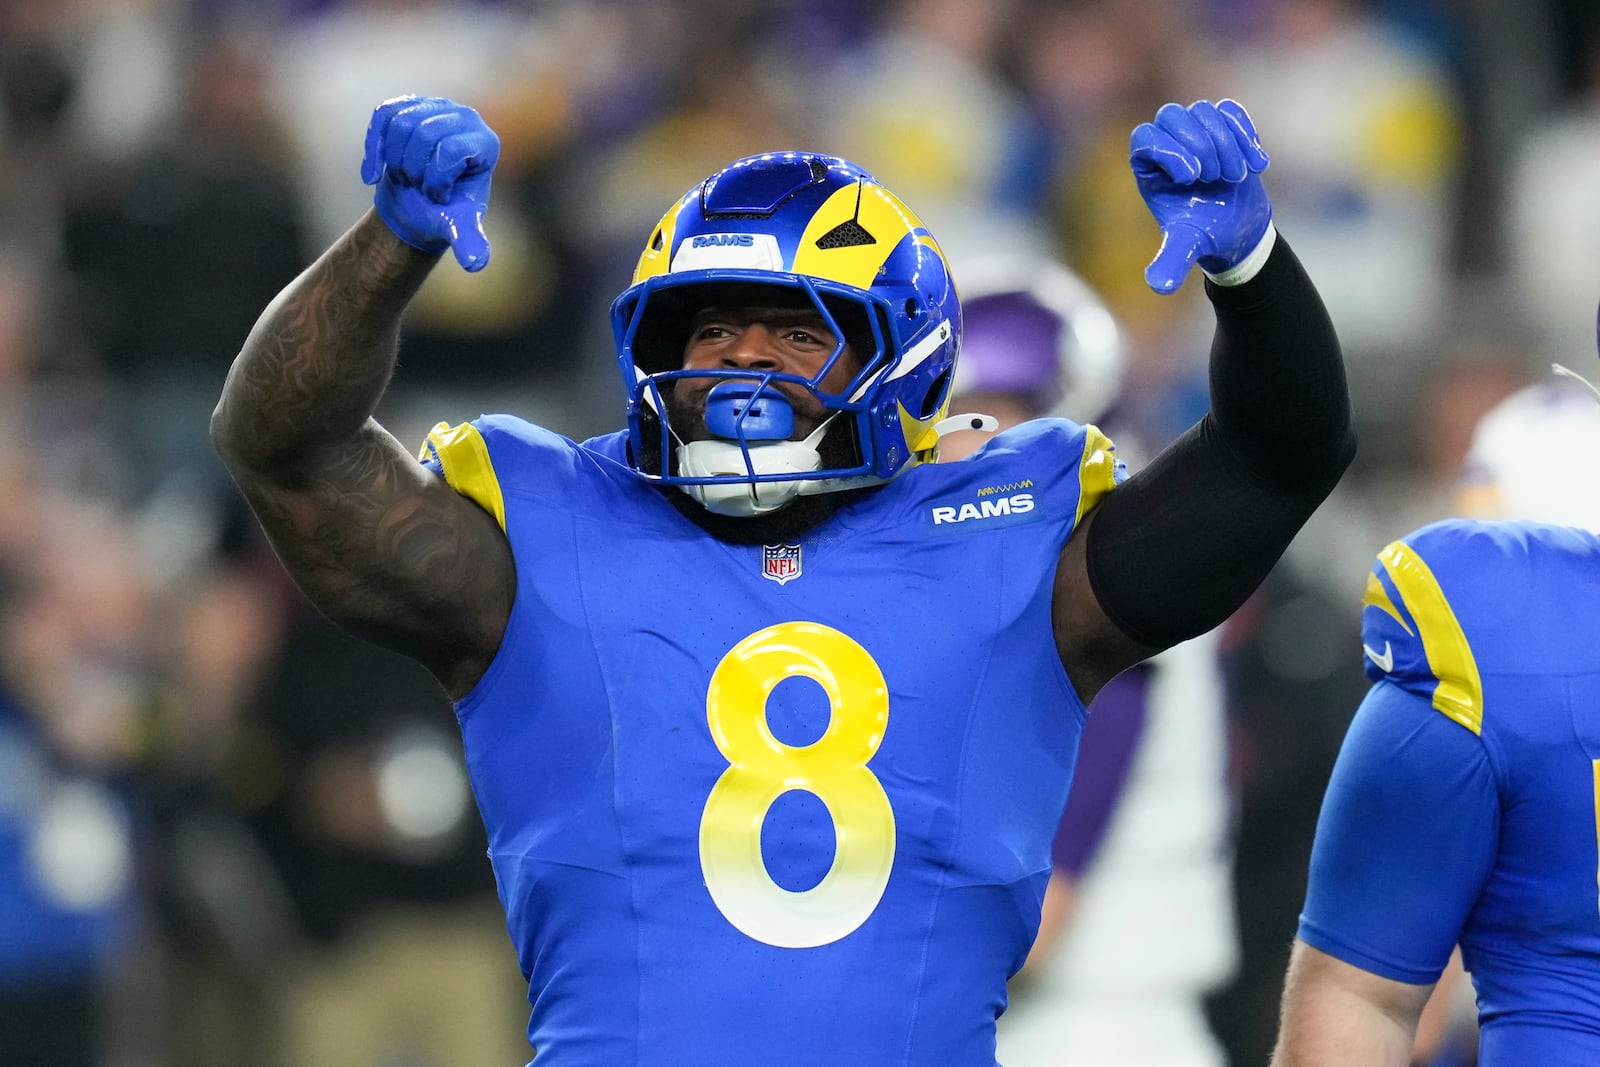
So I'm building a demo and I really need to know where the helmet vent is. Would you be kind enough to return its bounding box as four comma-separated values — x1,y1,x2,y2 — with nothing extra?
919,369,951,418
816,219,876,249
650,228,664,251
809,158,829,181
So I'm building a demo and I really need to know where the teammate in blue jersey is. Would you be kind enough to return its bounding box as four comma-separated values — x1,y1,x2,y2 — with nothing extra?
213,93,1353,1065
1272,374,1600,1064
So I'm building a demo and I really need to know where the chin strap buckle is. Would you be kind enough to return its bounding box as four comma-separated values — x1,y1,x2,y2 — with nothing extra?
932,412,1000,439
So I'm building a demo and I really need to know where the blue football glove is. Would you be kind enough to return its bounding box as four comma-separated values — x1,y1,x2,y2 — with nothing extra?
360,95,500,272
1130,99,1272,294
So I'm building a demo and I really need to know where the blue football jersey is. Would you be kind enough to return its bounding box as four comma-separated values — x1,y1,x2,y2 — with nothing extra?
418,414,1121,1065
1299,519,1600,1064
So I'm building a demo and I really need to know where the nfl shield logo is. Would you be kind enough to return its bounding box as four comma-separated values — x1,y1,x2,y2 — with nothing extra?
761,543,803,585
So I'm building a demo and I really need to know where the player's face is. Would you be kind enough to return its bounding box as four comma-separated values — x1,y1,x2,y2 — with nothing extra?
674,298,862,441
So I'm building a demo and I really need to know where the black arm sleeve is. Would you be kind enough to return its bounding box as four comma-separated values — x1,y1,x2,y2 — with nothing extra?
1084,233,1356,649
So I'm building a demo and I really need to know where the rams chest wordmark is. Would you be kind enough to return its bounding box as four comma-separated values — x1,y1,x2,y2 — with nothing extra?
931,493,1035,525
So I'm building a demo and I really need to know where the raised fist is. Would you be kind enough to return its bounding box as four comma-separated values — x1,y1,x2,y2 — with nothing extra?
361,95,500,272
1130,99,1272,294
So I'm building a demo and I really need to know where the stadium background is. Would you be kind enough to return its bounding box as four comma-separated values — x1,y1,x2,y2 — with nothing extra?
0,0,1594,1063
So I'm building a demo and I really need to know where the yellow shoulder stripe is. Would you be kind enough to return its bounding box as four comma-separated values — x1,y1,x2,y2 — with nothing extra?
1376,540,1483,735
1360,571,1414,635
421,421,507,532
1591,761,1600,905
1074,424,1119,526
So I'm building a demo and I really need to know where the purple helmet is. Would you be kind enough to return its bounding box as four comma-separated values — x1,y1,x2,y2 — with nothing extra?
951,256,1123,424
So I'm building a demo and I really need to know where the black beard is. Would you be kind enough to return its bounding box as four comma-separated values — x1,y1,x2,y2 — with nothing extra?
637,385,876,545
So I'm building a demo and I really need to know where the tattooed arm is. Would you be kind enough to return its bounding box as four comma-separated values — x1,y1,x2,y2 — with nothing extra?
211,210,513,699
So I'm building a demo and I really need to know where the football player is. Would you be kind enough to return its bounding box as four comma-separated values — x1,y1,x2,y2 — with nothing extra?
213,95,1352,1063
1272,353,1600,1064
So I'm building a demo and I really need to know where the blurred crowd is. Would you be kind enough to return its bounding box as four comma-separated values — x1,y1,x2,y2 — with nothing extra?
1,0,1596,1064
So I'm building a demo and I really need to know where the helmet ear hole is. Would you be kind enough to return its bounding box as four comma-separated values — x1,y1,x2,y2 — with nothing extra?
904,298,922,321
919,369,951,419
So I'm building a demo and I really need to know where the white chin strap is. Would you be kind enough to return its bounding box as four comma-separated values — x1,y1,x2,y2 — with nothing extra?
675,417,834,517
674,411,1003,517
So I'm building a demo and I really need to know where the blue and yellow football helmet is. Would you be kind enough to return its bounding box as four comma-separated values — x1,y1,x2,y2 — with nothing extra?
609,152,962,515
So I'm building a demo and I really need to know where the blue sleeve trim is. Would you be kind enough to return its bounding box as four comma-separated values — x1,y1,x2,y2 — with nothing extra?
1295,919,1446,986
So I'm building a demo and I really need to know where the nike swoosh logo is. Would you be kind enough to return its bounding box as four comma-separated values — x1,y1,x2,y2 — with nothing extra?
1363,641,1394,673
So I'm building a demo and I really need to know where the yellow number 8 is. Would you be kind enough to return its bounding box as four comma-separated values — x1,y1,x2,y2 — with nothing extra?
699,621,896,948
